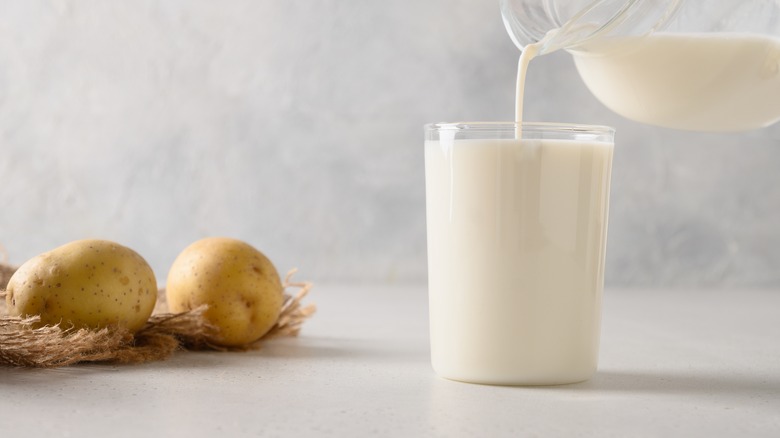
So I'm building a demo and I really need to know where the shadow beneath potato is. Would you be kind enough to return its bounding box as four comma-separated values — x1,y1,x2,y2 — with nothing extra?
0,334,428,384
259,335,429,363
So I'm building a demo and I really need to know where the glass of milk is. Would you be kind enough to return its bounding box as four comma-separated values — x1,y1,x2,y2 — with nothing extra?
424,122,615,385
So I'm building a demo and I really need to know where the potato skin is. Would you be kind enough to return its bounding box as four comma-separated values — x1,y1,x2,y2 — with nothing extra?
5,239,157,333
165,237,283,346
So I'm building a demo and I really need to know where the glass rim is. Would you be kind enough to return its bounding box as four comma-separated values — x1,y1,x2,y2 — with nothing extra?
424,121,615,135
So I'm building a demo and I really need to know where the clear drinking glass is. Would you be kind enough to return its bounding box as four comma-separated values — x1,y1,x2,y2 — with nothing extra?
424,122,615,385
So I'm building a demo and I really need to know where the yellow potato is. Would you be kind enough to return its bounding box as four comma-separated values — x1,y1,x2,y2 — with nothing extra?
166,237,283,346
5,239,157,333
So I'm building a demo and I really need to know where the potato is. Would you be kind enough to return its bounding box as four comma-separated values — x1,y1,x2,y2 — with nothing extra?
5,239,157,333
166,237,283,346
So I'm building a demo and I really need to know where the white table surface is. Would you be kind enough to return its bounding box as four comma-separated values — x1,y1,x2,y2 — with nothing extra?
1,285,779,438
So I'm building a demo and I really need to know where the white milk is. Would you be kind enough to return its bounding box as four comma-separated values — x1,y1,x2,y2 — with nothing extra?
573,33,780,132
515,42,541,124
425,137,613,385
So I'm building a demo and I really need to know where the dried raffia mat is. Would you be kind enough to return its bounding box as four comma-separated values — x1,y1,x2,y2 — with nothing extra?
0,260,316,368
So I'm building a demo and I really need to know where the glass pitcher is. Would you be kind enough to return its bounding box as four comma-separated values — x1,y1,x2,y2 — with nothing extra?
500,0,780,132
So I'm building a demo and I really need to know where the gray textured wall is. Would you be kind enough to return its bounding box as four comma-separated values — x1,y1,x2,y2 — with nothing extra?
2,0,779,288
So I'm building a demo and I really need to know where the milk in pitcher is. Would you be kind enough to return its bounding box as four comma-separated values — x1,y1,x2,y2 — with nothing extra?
574,33,780,131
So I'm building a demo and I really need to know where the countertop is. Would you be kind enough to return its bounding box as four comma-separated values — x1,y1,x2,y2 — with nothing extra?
1,285,779,437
